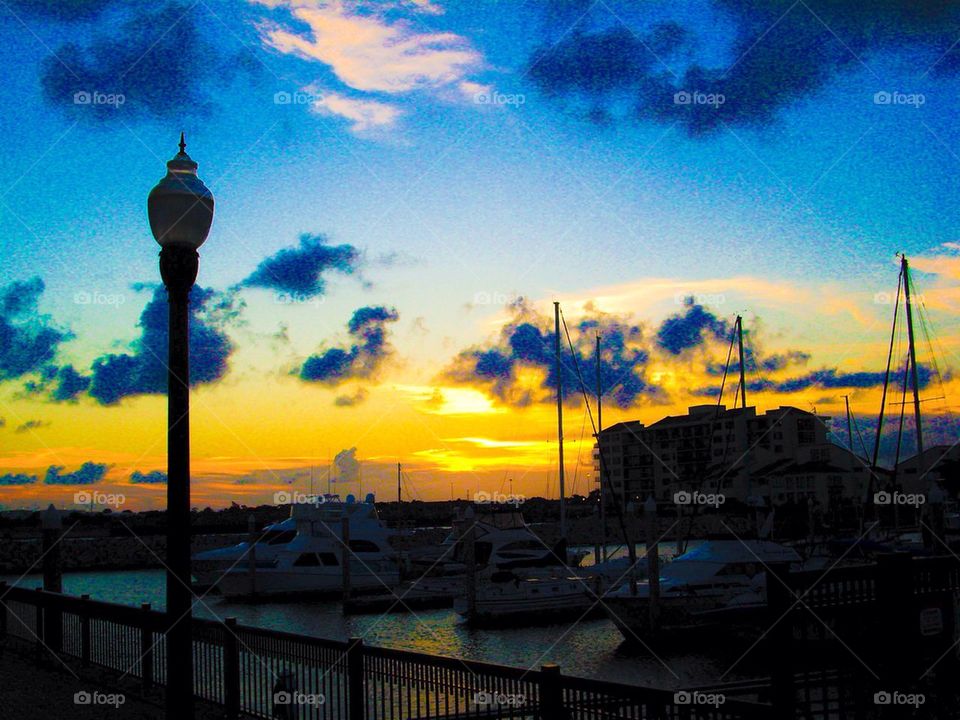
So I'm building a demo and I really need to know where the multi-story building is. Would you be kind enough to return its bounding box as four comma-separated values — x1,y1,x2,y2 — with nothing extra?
594,404,866,508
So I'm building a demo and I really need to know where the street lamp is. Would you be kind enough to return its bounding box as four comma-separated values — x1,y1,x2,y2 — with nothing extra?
148,133,214,720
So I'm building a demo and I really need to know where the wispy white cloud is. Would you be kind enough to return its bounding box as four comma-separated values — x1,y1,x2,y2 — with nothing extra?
311,91,402,134
254,0,482,94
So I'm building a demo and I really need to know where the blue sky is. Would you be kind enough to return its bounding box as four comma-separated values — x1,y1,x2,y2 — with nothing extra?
3,0,960,507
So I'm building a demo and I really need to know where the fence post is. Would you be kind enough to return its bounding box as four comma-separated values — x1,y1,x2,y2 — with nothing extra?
347,637,364,720
41,505,62,653
539,664,564,720
0,581,8,641
766,562,794,716
876,552,915,686
140,603,153,691
34,587,44,666
80,594,91,667
224,618,240,720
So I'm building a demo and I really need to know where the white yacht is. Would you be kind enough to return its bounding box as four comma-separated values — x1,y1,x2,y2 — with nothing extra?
410,505,583,573
603,539,802,639
193,516,297,591
196,494,401,598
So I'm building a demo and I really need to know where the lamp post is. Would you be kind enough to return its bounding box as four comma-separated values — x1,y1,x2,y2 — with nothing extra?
148,133,214,720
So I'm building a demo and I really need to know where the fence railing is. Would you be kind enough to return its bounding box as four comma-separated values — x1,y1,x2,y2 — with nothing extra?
0,582,768,719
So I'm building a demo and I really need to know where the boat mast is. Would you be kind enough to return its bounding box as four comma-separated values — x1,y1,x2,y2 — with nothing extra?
397,462,402,506
901,254,925,475
844,396,854,455
554,301,567,541
596,332,606,562
736,315,747,409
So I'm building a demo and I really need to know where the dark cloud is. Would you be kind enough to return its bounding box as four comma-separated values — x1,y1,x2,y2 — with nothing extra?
130,470,167,484
0,278,69,381
696,363,937,397
15,419,48,433
447,304,652,408
51,364,92,401
89,286,236,405
44,461,108,485
656,298,730,355
39,2,255,122
334,447,360,483
828,412,960,468
300,305,399,387
527,1,960,133
334,388,368,407
26,364,92,401
241,234,362,298
0,473,38,486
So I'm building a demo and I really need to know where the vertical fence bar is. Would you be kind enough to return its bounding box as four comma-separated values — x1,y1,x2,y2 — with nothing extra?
224,618,240,720
539,664,563,720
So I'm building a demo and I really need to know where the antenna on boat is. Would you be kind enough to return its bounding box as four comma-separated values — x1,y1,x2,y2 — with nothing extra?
554,301,567,542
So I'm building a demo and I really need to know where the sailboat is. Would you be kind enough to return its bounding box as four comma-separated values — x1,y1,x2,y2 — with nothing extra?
457,303,640,624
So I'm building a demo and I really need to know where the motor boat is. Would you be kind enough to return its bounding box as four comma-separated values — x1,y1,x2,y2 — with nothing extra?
193,516,298,592
603,539,802,640
197,494,401,598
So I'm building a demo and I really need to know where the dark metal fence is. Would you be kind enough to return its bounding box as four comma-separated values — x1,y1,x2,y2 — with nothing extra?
0,582,767,719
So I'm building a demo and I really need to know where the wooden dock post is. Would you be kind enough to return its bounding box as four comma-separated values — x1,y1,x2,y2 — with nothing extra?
766,562,794,716
464,507,477,622
644,497,658,626
41,504,62,652
247,514,257,599
342,516,352,606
